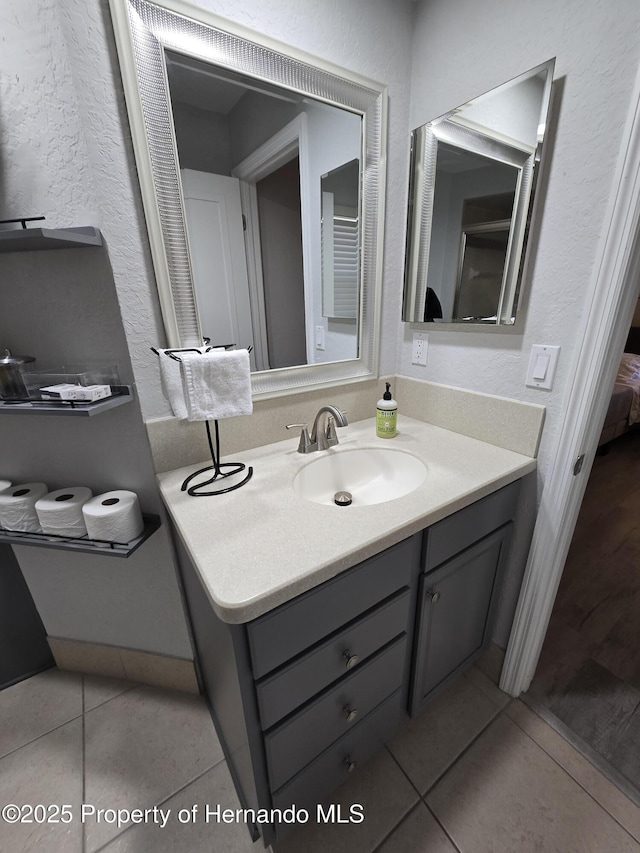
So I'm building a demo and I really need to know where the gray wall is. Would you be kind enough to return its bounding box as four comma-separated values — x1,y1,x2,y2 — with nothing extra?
0,242,192,658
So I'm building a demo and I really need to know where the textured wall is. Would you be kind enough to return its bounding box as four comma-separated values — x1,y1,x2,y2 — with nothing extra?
51,0,416,421
400,0,640,491
0,0,191,657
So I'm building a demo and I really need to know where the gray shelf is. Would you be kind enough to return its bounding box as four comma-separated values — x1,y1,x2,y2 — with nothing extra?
0,386,134,416
0,226,102,253
0,514,161,558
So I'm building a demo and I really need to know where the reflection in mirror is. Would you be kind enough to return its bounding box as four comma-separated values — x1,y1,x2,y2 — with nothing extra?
108,0,386,399
321,158,360,322
403,59,555,327
167,52,362,371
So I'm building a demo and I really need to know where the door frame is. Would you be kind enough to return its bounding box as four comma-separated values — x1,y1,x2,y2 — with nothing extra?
502,63,640,696
232,114,311,370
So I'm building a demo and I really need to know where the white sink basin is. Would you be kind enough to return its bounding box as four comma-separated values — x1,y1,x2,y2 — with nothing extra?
293,447,427,506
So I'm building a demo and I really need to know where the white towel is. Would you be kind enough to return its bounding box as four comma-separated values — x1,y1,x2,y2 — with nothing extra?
158,346,219,419
181,349,253,421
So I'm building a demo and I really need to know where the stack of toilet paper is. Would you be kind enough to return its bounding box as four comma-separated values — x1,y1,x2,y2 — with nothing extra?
0,480,144,544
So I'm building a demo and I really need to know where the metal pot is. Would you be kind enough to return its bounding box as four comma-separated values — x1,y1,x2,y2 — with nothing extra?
0,349,35,400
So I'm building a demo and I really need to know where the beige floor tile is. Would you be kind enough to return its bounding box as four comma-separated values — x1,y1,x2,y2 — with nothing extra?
427,714,640,853
83,674,135,712
463,663,511,710
506,700,640,843
0,668,82,758
475,643,505,684
0,718,83,853
387,676,500,794
84,685,224,852
98,762,259,852
377,803,457,853
273,748,419,853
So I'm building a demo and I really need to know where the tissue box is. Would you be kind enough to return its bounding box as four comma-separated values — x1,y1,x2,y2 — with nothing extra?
39,384,112,402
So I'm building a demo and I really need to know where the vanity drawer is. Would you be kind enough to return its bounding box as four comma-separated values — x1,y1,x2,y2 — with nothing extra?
256,589,410,729
424,480,520,570
265,635,406,791
247,533,420,679
271,688,405,825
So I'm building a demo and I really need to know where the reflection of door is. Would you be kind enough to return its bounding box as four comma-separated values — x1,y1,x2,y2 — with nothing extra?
453,221,510,320
181,170,256,368
256,158,307,369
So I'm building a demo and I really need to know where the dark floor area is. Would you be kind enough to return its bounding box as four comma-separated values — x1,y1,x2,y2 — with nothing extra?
527,430,640,795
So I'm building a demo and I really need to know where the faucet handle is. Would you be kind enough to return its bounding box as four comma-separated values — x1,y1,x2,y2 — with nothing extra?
326,416,338,444
286,423,311,454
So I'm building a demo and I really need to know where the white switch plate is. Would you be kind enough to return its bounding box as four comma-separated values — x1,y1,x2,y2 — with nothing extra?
526,344,560,389
315,325,325,350
412,332,428,366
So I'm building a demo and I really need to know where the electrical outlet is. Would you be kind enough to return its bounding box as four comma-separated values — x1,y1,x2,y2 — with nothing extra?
412,332,428,366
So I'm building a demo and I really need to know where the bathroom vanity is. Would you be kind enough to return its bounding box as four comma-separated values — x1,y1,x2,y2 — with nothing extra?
158,416,535,845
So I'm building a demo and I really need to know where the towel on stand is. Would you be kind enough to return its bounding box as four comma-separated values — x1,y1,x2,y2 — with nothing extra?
181,349,253,421
158,348,191,419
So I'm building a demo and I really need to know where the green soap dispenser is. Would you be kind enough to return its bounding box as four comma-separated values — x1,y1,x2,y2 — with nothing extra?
376,382,397,438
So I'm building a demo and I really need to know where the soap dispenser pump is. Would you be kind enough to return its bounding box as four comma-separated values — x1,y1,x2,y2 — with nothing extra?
376,382,398,438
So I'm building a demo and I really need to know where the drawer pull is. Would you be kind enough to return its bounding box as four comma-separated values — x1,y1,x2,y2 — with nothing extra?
343,651,359,670
345,755,358,774
428,590,441,603
344,705,359,723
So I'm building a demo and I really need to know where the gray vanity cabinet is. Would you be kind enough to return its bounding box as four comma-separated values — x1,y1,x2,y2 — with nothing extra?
175,478,521,846
409,481,519,716
176,530,422,846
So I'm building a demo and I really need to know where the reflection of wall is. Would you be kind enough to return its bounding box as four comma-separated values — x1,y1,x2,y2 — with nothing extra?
458,75,545,149
172,102,233,173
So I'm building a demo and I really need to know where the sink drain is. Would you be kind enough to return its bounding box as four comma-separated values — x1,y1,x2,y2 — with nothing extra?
334,491,353,506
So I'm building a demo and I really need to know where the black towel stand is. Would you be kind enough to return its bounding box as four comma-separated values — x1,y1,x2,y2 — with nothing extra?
152,346,254,497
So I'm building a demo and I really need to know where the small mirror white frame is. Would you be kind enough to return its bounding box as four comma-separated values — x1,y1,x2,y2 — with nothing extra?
402,58,555,328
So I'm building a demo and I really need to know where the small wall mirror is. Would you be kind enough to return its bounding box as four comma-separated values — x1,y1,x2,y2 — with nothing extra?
109,0,386,398
403,59,555,327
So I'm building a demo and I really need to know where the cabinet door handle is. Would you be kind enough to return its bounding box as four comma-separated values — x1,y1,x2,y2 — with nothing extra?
343,651,359,669
344,705,358,723
428,590,441,603
345,755,357,774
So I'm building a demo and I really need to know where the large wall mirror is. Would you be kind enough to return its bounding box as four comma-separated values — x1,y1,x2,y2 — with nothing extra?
403,59,555,327
109,0,386,397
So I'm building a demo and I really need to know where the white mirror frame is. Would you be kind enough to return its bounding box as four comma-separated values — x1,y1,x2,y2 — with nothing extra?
109,0,387,398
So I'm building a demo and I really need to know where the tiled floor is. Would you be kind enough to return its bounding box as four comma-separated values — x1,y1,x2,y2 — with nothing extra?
1,659,639,853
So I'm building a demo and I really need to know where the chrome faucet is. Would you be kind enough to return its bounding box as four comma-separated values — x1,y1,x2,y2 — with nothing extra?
286,404,348,453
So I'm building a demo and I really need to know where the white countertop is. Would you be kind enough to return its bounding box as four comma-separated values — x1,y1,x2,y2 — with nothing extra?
157,416,537,624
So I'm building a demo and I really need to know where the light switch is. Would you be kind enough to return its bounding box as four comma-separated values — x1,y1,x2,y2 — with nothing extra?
526,345,560,390
532,355,550,381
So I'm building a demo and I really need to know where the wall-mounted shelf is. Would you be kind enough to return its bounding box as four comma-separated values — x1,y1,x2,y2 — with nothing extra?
0,514,161,558
0,226,102,253
0,386,134,416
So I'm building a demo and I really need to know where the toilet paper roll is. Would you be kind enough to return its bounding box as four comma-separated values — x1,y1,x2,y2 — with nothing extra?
35,487,93,538
0,480,11,528
0,483,48,533
82,490,144,544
